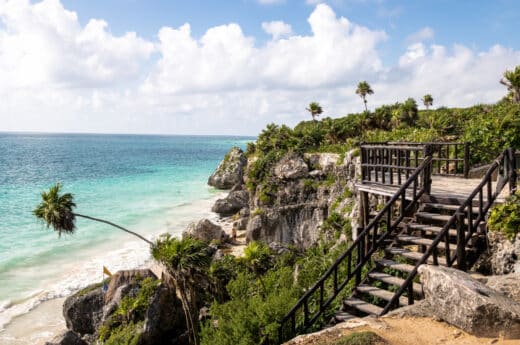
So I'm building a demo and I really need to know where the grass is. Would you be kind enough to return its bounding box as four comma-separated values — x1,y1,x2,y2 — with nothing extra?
325,331,388,345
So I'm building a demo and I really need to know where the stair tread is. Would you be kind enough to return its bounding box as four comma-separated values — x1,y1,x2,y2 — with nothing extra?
333,311,356,322
424,203,461,211
368,271,423,295
343,297,384,315
376,259,415,274
407,223,458,236
386,247,447,266
397,234,451,250
356,284,408,307
416,212,453,222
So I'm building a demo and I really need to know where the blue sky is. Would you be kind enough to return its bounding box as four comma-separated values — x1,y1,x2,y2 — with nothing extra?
0,0,519,135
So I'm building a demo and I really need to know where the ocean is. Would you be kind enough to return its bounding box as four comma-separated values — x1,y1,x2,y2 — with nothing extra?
0,132,252,336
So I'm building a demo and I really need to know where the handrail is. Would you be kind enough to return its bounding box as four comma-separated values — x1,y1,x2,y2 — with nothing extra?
361,142,469,179
277,155,434,343
381,147,517,314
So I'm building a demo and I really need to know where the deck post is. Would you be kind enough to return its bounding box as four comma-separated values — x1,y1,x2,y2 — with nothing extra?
509,148,517,193
456,212,467,271
464,143,470,179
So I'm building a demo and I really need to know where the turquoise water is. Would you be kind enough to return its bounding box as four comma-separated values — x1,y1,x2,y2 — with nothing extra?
0,133,252,329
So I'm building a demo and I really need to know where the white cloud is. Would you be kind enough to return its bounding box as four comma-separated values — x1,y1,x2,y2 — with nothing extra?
262,20,292,40
0,1,518,136
406,26,434,44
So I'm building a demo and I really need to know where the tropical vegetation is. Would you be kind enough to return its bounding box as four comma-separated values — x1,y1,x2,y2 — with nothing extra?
306,101,324,121
355,81,374,111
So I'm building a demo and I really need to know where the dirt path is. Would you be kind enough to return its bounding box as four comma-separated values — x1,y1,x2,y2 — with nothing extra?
286,316,517,345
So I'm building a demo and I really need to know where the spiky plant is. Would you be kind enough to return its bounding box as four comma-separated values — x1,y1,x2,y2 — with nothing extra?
306,102,323,121
356,81,374,111
500,65,520,103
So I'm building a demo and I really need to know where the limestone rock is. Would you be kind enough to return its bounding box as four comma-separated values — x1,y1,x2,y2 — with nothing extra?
475,232,520,275
63,285,104,335
105,269,157,304
273,154,309,180
142,284,187,345
485,273,520,303
45,330,87,345
183,218,230,243
212,187,249,216
304,153,340,172
418,264,520,338
208,147,247,189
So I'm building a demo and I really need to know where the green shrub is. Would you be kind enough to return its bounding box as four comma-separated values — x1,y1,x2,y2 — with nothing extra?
326,331,387,345
488,190,520,241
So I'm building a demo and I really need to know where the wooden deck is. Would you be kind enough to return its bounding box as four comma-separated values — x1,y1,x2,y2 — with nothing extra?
356,175,509,204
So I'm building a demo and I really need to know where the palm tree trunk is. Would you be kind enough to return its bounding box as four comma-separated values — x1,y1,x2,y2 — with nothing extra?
363,98,368,112
72,213,153,245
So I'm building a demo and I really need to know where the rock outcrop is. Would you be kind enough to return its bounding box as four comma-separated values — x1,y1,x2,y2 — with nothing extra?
208,147,247,189
418,264,520,338
273,154,309,180
105,269,157,303
475,232,520,275
63,285,104,336
183,218,230,243
484,273,520,303
212,185,249,216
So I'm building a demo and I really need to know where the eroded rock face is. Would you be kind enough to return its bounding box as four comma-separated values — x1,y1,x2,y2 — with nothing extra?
183,218,230,243
485,273,520,303
208,147,247,189
482,232,520,275
212,186,249,216
418,264,520,338
105,269,157,304
63,285,104,335
273,154,309,180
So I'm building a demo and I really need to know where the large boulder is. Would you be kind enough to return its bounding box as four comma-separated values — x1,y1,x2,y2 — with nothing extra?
142,284,188,345
480,232,520,275
484,273,520,303
45,330,87,345
273,154,309,180
212,186,249,216
63,285,104,335
418,264,520,338
105,269,157,304
183,218,230,243
208,147,247,189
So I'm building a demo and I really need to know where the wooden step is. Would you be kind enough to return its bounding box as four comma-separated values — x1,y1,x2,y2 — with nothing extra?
423,203,461,212
407,223,456,236
415,212,453,223
376,259,415,274
356,284,408,307
397,234,450,251
343,297,384,315
385,247,447,266
368,271,423,296
333,311,356,323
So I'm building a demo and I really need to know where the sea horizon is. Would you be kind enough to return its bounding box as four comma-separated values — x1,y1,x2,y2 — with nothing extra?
0,133,252,343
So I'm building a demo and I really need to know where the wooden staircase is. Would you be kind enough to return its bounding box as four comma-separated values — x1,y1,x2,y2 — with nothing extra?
277,144,518,343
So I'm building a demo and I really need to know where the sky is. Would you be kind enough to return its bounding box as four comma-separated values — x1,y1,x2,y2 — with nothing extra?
0,0,519,136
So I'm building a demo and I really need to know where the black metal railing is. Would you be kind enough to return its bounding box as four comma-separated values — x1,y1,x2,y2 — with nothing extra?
381,147,517,314
277,156,434,343
361,142,469,182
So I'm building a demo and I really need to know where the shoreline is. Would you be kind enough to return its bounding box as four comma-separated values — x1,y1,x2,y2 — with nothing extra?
0,190,233,345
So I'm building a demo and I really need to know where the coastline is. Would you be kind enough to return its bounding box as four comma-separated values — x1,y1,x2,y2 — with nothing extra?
0,190,230,345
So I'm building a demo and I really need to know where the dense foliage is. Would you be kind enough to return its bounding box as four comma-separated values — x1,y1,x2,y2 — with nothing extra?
488,190,520,241
200,240,352,345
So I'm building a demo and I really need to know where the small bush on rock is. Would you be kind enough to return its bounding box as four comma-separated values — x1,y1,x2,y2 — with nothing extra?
488,190,520,241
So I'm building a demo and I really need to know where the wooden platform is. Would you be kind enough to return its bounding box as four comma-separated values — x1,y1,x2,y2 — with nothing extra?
356,175,509,204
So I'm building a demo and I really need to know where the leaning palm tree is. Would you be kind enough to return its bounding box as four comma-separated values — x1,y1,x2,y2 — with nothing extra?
152,234,211,345
356,81,374,111
33,183,152,244
422,94,434,109
306,102,323,121
500,65,520,103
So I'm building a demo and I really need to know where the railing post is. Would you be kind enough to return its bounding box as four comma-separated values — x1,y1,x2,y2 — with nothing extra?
456,212,467,271
423,145,433,195
509,148,517,193
464,143,470,179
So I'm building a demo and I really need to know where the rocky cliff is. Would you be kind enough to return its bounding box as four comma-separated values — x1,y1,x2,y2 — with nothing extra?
209,147,361,249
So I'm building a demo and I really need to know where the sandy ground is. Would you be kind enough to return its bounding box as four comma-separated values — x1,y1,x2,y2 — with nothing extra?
0,298,66,345
286,316,518,345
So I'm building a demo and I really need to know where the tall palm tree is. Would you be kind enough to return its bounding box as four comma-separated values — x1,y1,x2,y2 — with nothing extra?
422,94,434,109
398,98,419,127
356,81,374,111
306,102,323,121
500,65,520,103
33,183,152,244
151,235,211,345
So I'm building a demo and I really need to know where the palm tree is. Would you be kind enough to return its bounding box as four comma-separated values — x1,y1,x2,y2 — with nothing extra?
152,234,211,345
242,241,271,295
500,65,520,103
422,94,434,109
306,102,323,121
33,183,152,244
398,98,419,127
356,81,374,111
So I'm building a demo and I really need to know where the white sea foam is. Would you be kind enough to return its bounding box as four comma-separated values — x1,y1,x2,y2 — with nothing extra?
0,191,226,338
